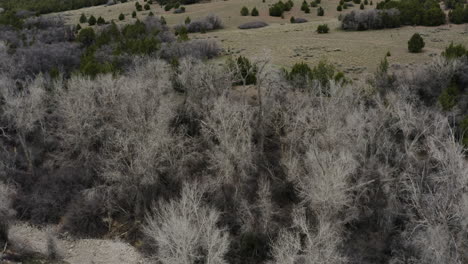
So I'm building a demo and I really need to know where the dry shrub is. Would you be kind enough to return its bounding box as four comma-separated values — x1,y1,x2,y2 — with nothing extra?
238,21,268,29
143,183,230,264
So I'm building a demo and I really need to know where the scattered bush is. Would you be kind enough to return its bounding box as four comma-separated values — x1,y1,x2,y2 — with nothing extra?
144,3,151,10
408,33,424,53
442,42,468,59
119,13,125,21
97,16,106,25
241,6,250,16
317,6,324,16
88,15,97,25
132,11,137,18
251,7,259,16
80,13,87,23
337,5,342,11
269,1,286,16
360,3,364,9
136,2,143,11
317,23,329,33
185,16,191,24
238,21,268,29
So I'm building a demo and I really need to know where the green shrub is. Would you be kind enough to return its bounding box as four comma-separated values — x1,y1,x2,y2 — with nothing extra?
229,56,257,85
119,13,125,21
311,1,318,7
364,0,368,4
312,60,335,87
136,3,143,11
408,33,424,53
269,1,286,16
161,16,167,24
75,23,82,32
132,11,137,18
360,3,364,9
317,6,324,16
97,16,106,25
149,11,154,16
288,62,313,80
80,13,87,23
251,7,259,16
317,24,329,33
241,6,249,16
337,5,342,11
442,43,468,59
88,15,96,26
438,80,460,111
185,16,191,24
144,3,151,10
290,16,295,23
386,51,391,57
285,0,294,10
77,27,96,46
164,4,172,11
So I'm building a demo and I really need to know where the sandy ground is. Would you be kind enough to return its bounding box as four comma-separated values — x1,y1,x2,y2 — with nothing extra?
6,223,149,264
52,0,468,73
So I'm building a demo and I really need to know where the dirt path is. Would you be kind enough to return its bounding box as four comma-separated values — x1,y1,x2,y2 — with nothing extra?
7,223,149,264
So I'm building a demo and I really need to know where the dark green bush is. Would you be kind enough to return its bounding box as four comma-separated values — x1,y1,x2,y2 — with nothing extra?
251,7,259,16
132,11,137,18
442,43,468,59
77,27,96,46
241,6,249,16
438,80,460,111
408,33,424,53
337,5,342,11
119,13,125,21
317,6,324,16
88,15,96,25
80,13,87,23
230,56,257,85
317,23,329,33
269,1,286,16
377,0,446,27
360,3,364,9
97,16,105,25
185,16,191,24
144,3,151,10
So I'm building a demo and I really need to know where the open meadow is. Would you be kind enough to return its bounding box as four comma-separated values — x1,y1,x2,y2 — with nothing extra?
57,0,468,73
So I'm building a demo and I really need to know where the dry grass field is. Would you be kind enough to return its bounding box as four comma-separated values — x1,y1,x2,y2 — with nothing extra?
54,0,468,73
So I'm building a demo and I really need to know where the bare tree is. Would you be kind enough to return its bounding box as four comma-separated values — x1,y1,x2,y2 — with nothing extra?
143,183,230,264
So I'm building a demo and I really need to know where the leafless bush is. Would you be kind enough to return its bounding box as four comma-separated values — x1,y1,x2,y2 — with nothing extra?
202,95,255,189
143,183,230,264
160,39,222,60
269,207,346,264
341,9,400,30
292,18,308,23
185,14,223,33
238,21,268,29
